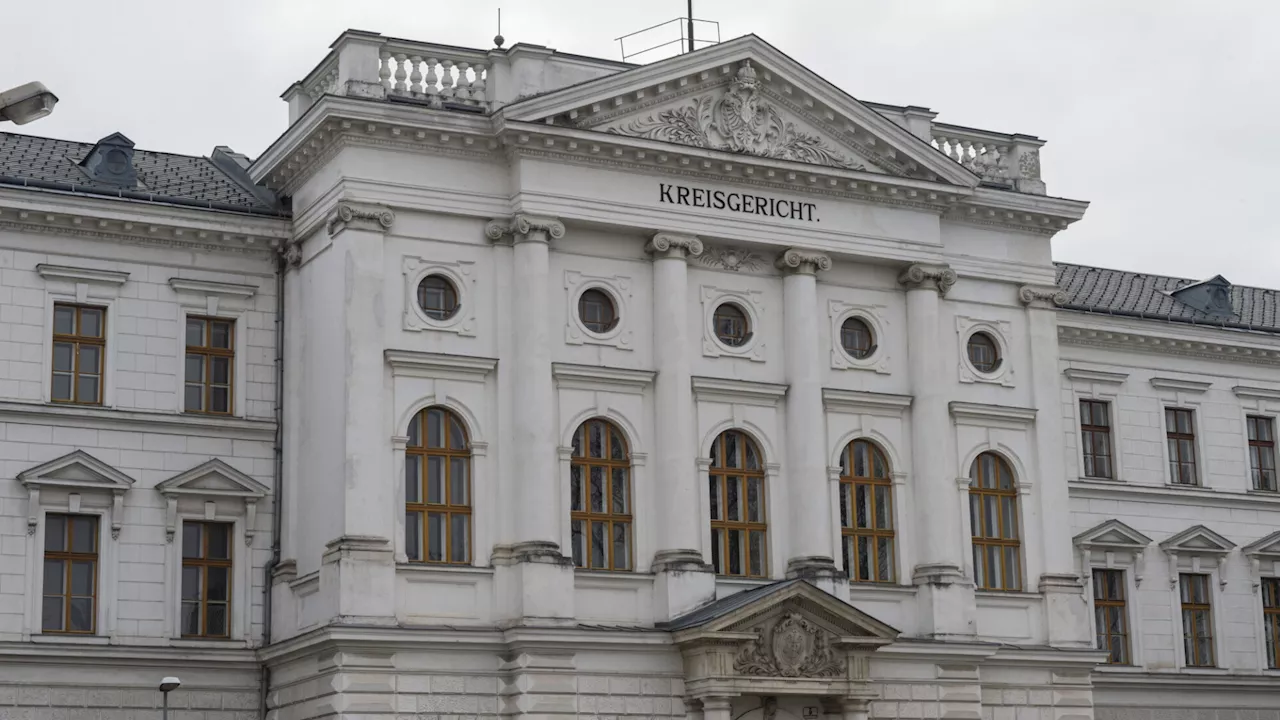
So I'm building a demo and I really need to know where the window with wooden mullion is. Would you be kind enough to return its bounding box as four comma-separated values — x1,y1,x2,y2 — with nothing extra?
1248,416,1277,492
181,521,232,638
569,419,632,571
1080,400,1114,479
405,407,472,564
1264,578,1280,669
1166,408,1198,485
969,453,1022,591
839,440,895,583
184,316,234,414
41,514,98,634
51,303,105,405
1092,568,1130,664
708,430,767,578
1180,573,1215,667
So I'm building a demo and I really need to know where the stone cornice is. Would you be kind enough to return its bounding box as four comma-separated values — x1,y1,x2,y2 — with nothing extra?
0,189,287,257
484,214,565,243
1058,322,1280,366
646,232,704,259
1018,284,1067,308
168,278,258,298
691,376,789,406
775,248,832,275
897,263,957,296
36,264,129,286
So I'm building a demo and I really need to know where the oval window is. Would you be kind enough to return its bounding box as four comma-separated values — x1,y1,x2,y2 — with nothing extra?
578,288,618,334
417,275,460,321
713,303,751,347
840,317,875,360
966,332,1001,373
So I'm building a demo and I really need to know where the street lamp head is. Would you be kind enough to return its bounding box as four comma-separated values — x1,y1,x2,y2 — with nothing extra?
159,677,181,692
0,82,58,125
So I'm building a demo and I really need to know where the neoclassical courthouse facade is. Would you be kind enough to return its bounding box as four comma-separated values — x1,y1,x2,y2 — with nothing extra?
0,30,1278,720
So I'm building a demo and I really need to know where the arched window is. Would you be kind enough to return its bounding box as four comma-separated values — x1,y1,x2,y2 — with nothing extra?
969,452,1020,591
708,430,767,578
839,439,895,583
405,407,471,564
570,419,632,571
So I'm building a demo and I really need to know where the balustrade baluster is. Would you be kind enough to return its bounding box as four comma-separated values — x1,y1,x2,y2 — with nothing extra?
455,62,472,102
409,56,424,96
379,51,393,90
393,53,409,94
440,59,456,99
471,63,487,105
424,58,440,96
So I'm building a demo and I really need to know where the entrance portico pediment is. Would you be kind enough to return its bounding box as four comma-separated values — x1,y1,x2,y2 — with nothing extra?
504,36,977,187
663,580,896,702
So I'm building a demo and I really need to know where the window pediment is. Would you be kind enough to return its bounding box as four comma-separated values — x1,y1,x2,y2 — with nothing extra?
156,459,269,544
1159,525,1235,556
1244,530,1280,561
1074,519,1153,552
17,450,136,537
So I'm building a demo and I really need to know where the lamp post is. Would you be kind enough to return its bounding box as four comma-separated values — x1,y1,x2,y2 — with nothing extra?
159,677,181,720
0,82,58,125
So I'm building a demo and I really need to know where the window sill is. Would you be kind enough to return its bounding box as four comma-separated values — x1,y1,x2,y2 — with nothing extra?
716,577,774,590
975,590,1041,600
1170,667,1230,675
848,583,917,597
396,562,494,577
30,634,108,645
0,400,275,438
1095,664,1146,673
169,638,250,650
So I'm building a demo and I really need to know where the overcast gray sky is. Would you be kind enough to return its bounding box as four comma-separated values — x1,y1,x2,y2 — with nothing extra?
5,1,1277,286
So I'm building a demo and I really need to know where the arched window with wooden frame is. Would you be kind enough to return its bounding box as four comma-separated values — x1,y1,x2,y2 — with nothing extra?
709,430,767,578
839,439,895,583
405,407,472,564
570,418,632,571
969,452,1021,591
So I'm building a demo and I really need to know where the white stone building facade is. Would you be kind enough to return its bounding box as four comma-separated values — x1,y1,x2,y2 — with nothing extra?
0,28,1277,720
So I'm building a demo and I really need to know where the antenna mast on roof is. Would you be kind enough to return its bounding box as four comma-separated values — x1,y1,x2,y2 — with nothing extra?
494,8,505,48
686,0,694,53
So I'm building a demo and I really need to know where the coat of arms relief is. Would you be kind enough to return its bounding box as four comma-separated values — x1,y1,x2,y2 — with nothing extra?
733,612,844,678
604,61,865,171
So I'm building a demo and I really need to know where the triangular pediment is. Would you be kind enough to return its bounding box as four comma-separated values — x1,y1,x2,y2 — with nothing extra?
1160,525,1234,555
1074,519,1153,550
17,450,135,492
156,459,269,499
504,36,976,186
1244,530,1280,560
665,579,898,640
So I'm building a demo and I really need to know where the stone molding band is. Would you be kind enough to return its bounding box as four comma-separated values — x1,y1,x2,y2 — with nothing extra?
646,232,704,259
484,214,566,243
897,263,957,296
775,248,832,275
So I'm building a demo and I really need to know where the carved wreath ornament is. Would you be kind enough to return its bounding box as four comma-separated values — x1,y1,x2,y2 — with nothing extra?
733,613,843,678
609,61,862,171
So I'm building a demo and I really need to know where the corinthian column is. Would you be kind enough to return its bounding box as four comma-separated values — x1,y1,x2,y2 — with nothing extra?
485,214,574,623
898,263,975,639
777,248,841,593
646,232,715,620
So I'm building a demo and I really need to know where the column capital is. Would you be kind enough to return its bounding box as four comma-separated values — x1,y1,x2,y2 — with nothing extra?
775,248,832,275
1018,284,1067,309
897,263,957,296
646,232,704,259
326,202,395,237
484,214,565,244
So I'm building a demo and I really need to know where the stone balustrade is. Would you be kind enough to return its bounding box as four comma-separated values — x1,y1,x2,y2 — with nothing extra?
931,124,1047,195
378,41,489,108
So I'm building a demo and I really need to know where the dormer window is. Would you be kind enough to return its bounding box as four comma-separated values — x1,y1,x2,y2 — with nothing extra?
78,132,138,188
1170,275,1234,319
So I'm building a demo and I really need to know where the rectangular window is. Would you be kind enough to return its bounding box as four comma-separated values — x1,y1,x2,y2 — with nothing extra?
1248,416,1277,492
1092,569,1129,664
181,521,232,638
1080,400,1114,479
42,514,98,634
184,317,234,414
51,304,105,405
1180,573,1215,667
1265,578,1280,670
1166,408,1198,485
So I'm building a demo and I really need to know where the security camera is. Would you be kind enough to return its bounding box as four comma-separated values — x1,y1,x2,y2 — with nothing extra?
0,82,58,125
159,677,181,692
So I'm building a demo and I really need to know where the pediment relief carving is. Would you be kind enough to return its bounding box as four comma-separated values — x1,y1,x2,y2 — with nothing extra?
734,611,843,678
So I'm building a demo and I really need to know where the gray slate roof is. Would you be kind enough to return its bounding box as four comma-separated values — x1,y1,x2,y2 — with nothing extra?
1055,263,1280,333
0,131,280,214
